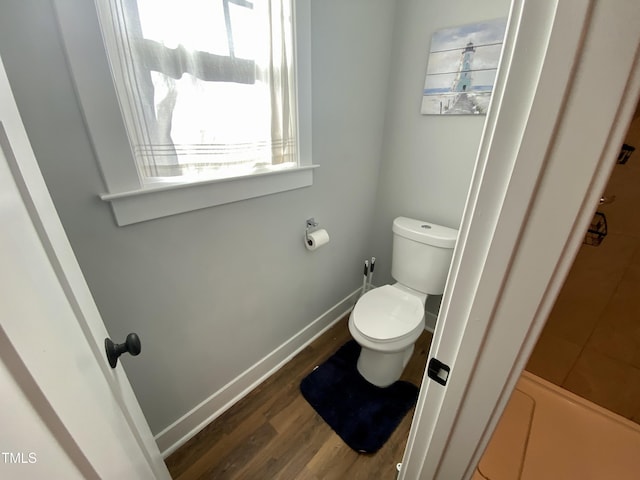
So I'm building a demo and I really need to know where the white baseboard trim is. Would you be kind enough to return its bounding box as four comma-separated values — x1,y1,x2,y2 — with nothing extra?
154,287,361,457
424,311,438,333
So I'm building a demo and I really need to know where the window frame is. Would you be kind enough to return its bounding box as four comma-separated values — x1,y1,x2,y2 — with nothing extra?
54,0,314,226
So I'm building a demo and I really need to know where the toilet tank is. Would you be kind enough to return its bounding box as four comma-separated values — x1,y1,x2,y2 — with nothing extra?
391,217,458,295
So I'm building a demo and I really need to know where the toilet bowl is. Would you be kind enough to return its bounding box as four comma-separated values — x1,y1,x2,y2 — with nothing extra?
349,284,425,387
349,217,458,387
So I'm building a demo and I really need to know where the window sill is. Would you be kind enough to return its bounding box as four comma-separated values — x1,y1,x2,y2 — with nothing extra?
100,165,318,226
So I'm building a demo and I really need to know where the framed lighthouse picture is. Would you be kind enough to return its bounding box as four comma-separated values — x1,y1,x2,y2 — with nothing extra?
421,18,507,115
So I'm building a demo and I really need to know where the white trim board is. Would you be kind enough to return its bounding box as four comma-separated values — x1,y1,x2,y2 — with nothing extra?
103,165,318,226
424,312,437,334
154,287,361,457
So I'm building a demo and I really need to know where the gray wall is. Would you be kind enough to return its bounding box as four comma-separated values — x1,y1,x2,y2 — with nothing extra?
0,0,396,435
370,0,512,291
0,0,511,438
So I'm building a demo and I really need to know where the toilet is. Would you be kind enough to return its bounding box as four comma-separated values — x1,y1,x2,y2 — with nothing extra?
349,217,458,387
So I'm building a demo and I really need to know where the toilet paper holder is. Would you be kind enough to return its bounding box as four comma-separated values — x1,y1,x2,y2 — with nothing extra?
305,218,319,244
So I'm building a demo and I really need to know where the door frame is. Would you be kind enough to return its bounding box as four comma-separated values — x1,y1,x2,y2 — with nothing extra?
400,0,640,478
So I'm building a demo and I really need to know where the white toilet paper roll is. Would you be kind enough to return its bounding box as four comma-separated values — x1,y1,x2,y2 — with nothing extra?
305,229,330,251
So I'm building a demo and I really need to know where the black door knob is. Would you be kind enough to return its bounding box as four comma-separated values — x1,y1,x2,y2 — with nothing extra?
105,333,141,368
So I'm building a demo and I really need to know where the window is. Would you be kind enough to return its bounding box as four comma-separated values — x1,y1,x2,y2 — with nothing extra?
54,0,313,225
105,0,298,182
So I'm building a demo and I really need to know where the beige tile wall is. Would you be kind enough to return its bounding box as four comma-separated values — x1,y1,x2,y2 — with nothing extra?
526,114,640,423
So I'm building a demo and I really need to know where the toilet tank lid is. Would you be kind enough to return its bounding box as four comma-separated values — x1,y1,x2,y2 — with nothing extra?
393,217,458,248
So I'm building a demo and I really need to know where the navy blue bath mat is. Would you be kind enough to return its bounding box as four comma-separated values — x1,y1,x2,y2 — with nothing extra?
300,340,419,453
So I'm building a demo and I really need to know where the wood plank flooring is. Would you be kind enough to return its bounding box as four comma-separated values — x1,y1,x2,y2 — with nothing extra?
165,315,433,480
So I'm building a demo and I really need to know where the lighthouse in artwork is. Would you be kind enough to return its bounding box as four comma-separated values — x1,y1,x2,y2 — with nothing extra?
454,42,476,92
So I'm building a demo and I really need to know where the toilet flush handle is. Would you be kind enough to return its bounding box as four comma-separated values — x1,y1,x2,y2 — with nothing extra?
105,333,141,368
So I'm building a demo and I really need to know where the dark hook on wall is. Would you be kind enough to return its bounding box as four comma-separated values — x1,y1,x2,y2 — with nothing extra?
618,143,635,164
584,212,607,247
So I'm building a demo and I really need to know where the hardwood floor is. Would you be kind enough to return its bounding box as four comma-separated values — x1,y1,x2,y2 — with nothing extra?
165,315,433,480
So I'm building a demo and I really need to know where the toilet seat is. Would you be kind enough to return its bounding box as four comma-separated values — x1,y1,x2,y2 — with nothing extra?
352,285,424,343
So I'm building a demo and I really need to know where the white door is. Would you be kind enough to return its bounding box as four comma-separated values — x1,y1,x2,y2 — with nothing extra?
400,0,640,479
0,56,170,479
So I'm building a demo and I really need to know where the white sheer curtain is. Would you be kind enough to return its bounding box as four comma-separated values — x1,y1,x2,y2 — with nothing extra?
103,0,297,181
